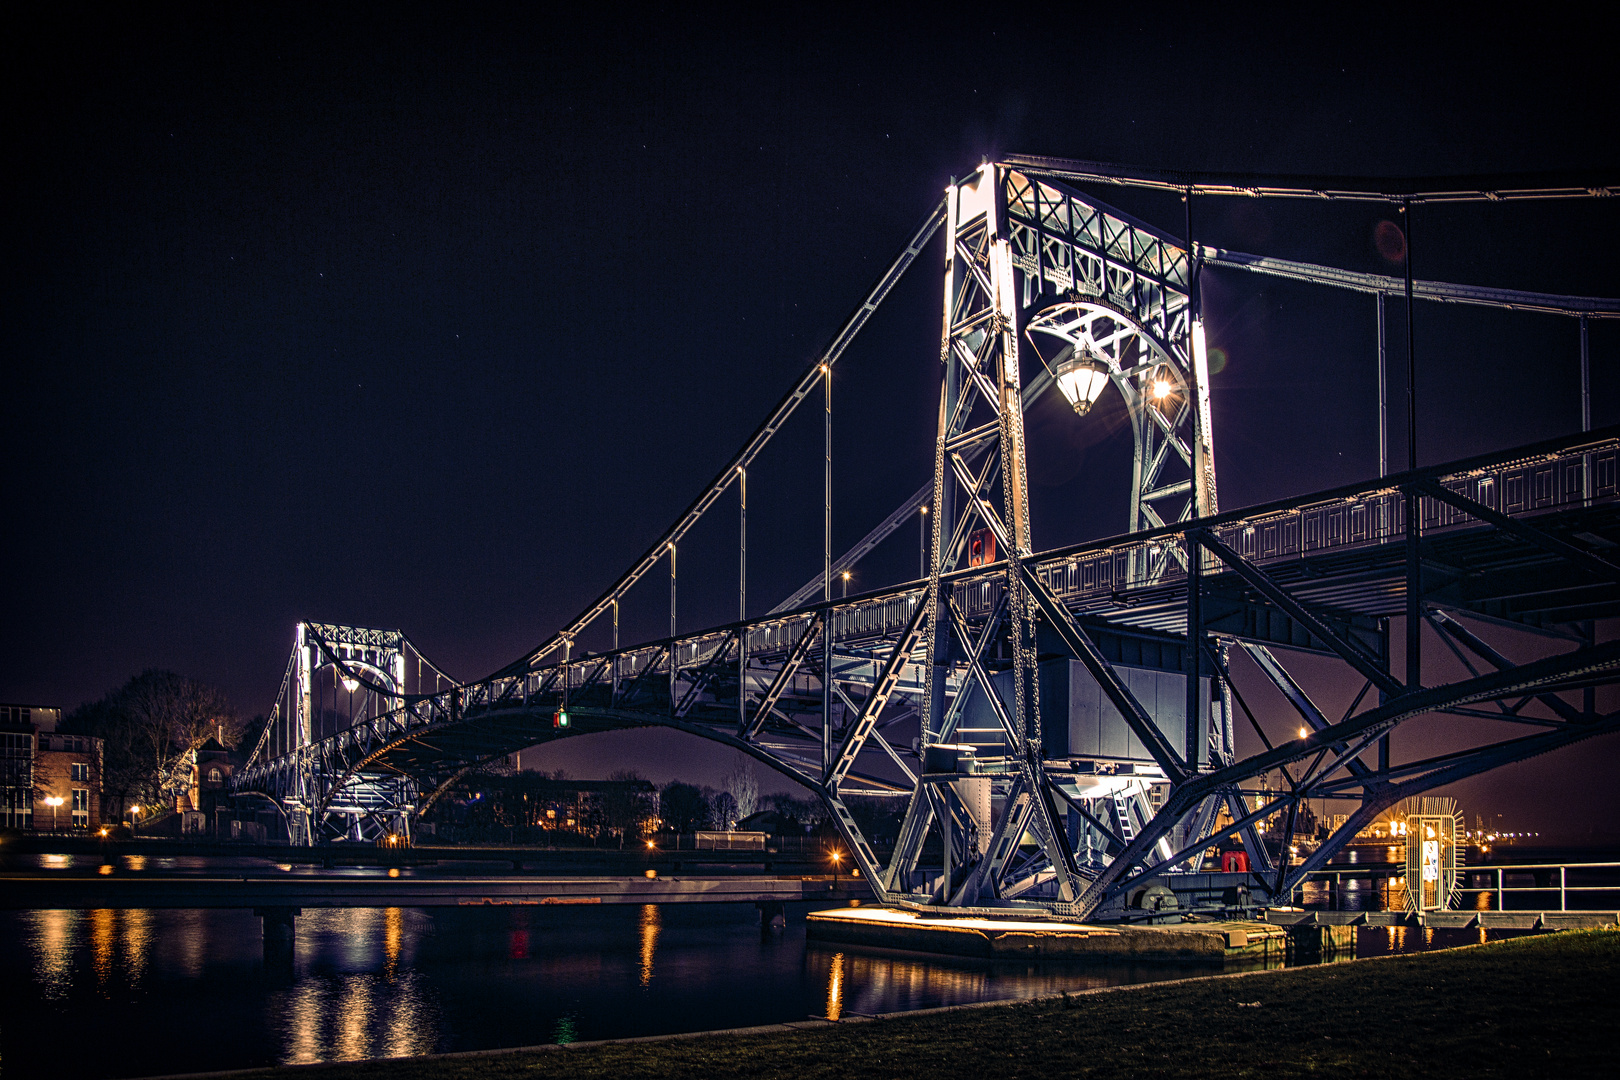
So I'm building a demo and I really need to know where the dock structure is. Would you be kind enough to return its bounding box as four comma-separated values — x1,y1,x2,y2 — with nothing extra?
1262,908,1620,930
807,906,1287,962
806,903,1620,964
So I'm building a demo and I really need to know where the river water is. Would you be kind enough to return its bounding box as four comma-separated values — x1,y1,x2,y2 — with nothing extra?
0,852,1550,1079
0,896,1265,1079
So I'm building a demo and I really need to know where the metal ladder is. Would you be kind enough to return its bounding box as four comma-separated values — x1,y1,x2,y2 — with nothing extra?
1112,791,1136,844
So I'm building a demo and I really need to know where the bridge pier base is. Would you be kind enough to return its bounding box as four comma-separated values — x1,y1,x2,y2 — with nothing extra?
757,900,786,933
255,906,300,979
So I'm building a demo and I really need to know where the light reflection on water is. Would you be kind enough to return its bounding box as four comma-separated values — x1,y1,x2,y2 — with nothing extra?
28,909,77,999
638,904,660,988
279,908,439,1065
0,897,1485,1080
824,951,845,1020
1299,876,1409,911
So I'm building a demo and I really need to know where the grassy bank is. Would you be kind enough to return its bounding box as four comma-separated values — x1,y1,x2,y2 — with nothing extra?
201,930,1619,1080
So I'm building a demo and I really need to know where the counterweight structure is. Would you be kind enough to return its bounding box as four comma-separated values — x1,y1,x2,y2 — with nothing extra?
235,159,1620,920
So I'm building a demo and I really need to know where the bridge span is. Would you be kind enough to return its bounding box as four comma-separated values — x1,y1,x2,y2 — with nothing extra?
233,158,1620,924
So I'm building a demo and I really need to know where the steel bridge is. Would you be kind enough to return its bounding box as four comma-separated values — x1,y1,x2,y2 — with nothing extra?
235,157,1620,921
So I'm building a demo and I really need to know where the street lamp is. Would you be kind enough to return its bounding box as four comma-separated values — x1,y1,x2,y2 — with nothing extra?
1052,345,1110,416
841,570,851,598
129,804,141,835
44,796,64,831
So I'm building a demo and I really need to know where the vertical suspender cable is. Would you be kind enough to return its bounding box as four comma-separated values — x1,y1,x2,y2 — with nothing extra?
1377,293,1388,477
823,362,833,773
739,467,747,727
1581,315,1591,432
1403,200,1417,472
1402,200,1420,700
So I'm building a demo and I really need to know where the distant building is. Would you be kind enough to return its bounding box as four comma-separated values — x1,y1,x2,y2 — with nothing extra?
0,703,102,832
180,738,235,835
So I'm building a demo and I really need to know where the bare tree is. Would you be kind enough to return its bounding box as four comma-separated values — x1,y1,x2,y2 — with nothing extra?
64,670,239,815
711,790,738,829
600,769,653,848
725,761,759,822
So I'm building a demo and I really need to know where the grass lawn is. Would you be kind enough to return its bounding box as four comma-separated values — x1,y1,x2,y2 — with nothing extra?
209,929,1619,1080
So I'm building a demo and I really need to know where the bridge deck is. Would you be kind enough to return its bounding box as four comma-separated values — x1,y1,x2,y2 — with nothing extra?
248,428,1619,791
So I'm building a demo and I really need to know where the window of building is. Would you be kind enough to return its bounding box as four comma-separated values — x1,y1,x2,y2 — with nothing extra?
0,786,32,830
208,767,222,783
72,762,89,782
73,788,89,812
0,733,31,831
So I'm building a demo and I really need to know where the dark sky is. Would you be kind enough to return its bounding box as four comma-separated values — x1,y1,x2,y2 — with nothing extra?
4,6,1617,825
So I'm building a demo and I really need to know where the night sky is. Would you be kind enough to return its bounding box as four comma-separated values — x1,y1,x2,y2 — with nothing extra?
5,7,1617,827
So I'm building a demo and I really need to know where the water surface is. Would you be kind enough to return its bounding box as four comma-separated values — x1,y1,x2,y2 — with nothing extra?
1,901,1231,1078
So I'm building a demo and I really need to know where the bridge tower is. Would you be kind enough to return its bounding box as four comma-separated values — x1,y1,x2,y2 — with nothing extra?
242,622,452,844
883,163,1238,910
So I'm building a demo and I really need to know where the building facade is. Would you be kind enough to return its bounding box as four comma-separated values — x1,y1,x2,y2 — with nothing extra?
0,703,102,832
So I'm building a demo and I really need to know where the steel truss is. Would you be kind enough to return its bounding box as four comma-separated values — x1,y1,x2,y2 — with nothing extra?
234,161,1620,920
236,622,457,843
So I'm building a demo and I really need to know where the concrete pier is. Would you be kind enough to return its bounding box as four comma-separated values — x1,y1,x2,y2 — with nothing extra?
254,905,299,979
805,906,1286,962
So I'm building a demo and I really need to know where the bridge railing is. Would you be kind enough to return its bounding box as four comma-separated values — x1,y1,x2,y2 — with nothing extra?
1034,437,1618,610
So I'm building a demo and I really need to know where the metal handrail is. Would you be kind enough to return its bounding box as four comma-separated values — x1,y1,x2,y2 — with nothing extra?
1294,860,1620,914
1460,861,1620,912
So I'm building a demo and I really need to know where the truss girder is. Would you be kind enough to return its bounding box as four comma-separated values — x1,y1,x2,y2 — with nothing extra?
237,439,1620,896
234,157,1620,919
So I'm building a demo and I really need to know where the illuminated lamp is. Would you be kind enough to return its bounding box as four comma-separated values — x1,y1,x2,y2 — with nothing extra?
1052,345,1110,416
554,708,570,730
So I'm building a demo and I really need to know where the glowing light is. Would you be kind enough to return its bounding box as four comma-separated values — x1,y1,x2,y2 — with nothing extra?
646,840,656,850
1052,345,1109,416
341,676,360,693
1153,379,1172,399
644,868,657,879
388,867,400,878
